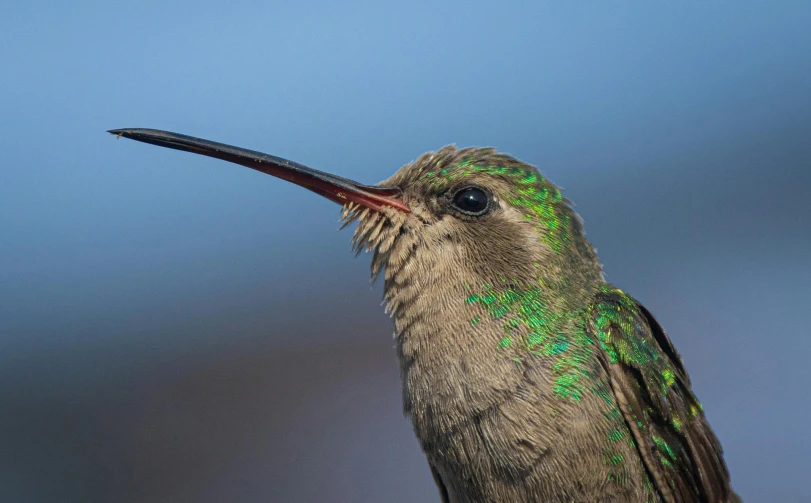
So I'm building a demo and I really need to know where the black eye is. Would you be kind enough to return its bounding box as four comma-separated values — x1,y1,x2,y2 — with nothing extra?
451,187,491,216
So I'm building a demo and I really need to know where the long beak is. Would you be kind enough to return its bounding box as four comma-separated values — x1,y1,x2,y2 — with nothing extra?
107,128,410,213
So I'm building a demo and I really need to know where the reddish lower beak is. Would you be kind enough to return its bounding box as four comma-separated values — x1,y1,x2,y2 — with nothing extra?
108,128,410,213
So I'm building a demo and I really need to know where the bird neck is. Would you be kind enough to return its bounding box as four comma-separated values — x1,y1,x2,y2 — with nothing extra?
386,251,608,454
384,250,604,350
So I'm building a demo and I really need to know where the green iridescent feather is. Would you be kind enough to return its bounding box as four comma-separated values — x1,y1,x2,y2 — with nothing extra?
419,159,575,253
588,287,729,501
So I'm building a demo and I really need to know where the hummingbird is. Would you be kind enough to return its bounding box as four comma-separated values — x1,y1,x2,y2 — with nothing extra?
109,128,739,503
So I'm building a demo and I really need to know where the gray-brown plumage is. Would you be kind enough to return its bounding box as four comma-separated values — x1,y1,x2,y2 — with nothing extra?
110,129,740,503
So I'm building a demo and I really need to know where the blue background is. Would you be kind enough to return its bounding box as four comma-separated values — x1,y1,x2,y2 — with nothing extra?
2,2,810,501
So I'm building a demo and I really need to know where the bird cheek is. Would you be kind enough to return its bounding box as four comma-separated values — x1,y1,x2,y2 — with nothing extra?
409,203,437,224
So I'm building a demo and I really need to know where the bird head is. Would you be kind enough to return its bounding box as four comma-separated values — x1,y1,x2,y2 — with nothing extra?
109,129,603,316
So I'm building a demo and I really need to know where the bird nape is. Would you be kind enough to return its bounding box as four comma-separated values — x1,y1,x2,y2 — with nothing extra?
110,128,740,503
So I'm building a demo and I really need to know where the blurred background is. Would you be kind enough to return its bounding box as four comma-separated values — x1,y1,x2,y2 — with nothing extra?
1,2,810,502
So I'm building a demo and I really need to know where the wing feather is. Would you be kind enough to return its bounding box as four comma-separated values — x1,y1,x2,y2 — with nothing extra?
589,287,737,503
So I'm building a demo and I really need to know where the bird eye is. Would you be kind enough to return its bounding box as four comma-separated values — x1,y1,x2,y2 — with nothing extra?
451,187,491,216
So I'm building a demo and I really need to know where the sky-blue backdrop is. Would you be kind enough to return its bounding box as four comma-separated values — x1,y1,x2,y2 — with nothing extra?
2,2,810,502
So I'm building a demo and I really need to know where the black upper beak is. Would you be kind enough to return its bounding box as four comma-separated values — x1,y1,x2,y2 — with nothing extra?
108,128,410,213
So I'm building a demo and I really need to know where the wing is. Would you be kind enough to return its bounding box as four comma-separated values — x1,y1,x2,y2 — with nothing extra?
429,463,451,503
588,286,737,503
